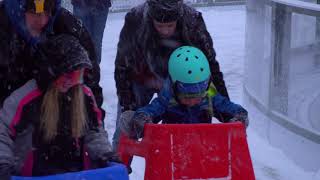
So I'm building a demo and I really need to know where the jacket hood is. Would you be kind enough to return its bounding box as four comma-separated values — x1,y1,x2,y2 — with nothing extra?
35,34,92,90
3,0,61,46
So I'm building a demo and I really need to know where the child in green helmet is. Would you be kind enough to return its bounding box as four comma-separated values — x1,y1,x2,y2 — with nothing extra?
119,46,249,139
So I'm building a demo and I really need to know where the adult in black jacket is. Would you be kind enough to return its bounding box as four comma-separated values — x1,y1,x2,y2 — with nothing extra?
0,0,104,118
71,0,111,64
113,0,230,148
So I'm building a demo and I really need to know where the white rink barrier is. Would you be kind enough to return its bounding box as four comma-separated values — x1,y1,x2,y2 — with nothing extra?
245,0,320,172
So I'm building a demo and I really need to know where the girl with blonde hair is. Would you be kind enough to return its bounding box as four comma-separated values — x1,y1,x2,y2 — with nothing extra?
0,34,119,178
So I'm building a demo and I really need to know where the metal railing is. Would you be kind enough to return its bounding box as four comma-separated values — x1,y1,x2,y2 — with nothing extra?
110,0,245,12
61,0,246,13
245,0,320,142
245,0,320,141
245,0,320,171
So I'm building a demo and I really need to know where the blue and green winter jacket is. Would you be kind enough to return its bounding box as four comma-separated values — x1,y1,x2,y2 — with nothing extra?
136,79,247,124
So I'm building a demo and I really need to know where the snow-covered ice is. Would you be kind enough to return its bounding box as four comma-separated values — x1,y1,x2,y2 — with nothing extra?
100,5,318,180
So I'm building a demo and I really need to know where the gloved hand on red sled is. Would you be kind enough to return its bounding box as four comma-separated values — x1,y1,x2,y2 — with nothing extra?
229,111,249,128
119,111,153,139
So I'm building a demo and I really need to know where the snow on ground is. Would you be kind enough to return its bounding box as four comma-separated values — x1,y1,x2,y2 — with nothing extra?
100,5,317,180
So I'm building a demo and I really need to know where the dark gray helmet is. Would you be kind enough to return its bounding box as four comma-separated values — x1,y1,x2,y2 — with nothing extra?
147,0,183,23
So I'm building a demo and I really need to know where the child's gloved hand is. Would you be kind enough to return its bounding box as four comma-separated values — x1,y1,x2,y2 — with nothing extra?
119,110,136,137
100,151,133,174
230,111,249,128
98,151,122,167
105,151,122,164
131,112,153,139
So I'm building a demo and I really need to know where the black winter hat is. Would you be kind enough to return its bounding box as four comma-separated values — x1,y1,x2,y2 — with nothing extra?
36,34,92,89
147,0,183,23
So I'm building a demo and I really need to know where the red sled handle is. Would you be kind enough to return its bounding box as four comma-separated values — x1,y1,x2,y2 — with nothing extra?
117,134,146,166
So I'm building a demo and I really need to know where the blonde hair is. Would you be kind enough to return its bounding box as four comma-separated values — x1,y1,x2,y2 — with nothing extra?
40,84,88,142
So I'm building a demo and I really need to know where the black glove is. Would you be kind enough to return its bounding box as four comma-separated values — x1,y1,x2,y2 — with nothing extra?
100,152,133,174
98,151,122,167
130,112,153,139
105,151,122,164
119,110,135,136
230,111,249,128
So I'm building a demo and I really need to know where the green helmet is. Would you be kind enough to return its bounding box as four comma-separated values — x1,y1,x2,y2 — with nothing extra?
168,46,211,84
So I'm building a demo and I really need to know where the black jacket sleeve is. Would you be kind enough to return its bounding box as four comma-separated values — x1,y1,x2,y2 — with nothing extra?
53,8,105,117
114,11,140,111
0,4,10,106
0,4,25,107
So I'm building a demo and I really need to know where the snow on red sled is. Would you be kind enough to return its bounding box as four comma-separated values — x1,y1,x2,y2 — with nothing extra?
11,163,129,180
118,122,255,180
